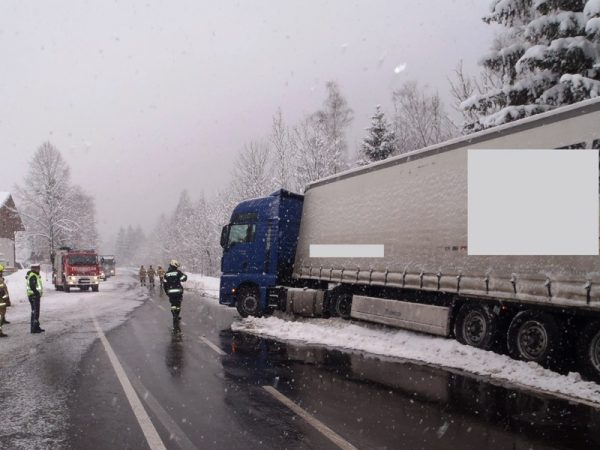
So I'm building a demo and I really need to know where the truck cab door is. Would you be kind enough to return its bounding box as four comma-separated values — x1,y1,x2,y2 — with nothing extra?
223,222,264,274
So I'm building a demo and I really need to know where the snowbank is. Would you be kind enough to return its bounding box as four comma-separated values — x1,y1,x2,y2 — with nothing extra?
232,315,600,406
0,269,146,449
185,274,220,296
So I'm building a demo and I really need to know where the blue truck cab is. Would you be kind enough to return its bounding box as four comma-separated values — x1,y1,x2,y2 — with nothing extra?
219,189,304,317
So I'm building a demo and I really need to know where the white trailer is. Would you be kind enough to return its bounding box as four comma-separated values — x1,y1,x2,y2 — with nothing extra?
289,97,600,379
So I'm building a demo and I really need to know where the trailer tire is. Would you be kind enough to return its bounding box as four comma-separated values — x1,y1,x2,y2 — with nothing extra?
576,321,600,382
454,304,498,350
334,294,353,320
236,286,262,318
507,310,562,366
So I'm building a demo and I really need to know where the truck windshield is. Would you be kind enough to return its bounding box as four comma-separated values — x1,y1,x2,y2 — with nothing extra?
68,255,97,266
228,223,256,246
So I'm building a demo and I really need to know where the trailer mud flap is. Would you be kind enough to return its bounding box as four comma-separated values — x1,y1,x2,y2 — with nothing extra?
351,295,450,336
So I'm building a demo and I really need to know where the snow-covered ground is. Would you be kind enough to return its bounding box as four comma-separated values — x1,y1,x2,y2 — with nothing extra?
185,273,220,296
0,269,146,450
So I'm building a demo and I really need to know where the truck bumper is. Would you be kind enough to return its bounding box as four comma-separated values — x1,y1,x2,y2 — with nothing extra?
67,275,99,287
219,276,237,307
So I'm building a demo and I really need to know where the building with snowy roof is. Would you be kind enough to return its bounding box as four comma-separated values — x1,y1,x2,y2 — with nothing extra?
0,192,25,268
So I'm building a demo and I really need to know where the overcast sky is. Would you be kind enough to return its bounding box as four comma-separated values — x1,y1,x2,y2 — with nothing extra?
0,0,496,249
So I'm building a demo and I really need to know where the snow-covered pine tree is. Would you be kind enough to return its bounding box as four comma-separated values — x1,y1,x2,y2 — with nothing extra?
359,105,396,164
463,0,600,131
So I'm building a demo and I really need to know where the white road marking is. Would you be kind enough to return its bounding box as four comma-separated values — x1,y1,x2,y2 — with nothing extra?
93,317,166,450
124,362,199,450
263,386,358,450
181,321,187,326
157,304,166,311
199,336,226,355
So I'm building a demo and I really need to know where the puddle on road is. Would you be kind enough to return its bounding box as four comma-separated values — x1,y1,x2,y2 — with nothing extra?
219,329,600,450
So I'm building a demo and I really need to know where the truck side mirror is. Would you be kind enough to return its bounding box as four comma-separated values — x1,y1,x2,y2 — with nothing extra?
220,225,230,249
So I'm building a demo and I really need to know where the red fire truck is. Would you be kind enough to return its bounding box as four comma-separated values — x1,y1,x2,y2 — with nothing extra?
53,248,101,292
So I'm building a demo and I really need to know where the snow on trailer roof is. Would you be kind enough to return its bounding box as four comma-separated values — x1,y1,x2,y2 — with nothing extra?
306,96,600,191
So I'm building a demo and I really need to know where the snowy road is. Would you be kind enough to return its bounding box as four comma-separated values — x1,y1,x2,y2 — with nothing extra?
3,272,600,449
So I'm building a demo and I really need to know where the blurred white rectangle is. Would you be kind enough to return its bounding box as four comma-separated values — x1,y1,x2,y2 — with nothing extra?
310,244,384,258
468,149,599,255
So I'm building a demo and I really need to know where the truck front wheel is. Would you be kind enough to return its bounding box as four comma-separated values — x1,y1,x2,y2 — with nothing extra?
236,287,262,318
454,304,498,350
577,321,600,381
64,285,71,293
92,285,99,292
507,310,562,366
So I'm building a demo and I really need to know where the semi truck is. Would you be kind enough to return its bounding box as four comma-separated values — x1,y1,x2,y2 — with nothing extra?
53,248,101,292
219,97,600,380
100,255,116,280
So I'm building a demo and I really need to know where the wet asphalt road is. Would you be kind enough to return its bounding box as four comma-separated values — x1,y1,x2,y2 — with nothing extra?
66,281,600,450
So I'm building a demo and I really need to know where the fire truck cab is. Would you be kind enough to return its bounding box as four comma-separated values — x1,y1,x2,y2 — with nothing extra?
53,248,101,292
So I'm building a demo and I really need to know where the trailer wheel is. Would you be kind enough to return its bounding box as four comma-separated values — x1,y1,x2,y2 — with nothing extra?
454,304,498,350
236,286,262,318
507,310,562,366
335,294,353,320
576,321,600,382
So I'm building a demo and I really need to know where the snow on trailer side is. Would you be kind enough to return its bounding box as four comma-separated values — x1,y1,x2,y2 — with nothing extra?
293,97,600,312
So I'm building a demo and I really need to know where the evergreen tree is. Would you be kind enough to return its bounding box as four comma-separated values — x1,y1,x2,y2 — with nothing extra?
463,0,600,131
359,105,396,164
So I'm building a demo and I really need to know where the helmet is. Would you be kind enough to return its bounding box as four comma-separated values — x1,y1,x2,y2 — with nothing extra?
169,259,180,268
31,263,41,270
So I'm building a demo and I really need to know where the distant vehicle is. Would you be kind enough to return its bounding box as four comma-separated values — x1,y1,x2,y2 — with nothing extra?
100,255,116,280
53,248,100,292
219,97,600,381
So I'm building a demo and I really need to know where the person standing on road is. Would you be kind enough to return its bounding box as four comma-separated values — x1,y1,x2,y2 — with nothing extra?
139,265,147,287
157,266,166,296
0,264,11,337
27,263,45,334
147,265,156,288
162,260,188,329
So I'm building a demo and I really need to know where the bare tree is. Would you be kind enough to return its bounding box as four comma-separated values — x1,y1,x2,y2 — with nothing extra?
449,60,504,131
14,142,80,262
290,115,336,190
270,108,295,191
391,81,457,154
313,81,354,173
68,185,99,250
231,140,273,201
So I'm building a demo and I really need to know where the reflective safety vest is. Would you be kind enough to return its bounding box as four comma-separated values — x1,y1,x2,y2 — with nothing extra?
163,270,187,295
26,271,43,297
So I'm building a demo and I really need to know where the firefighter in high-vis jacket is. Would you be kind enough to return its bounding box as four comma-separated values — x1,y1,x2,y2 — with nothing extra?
27,263,45,334
162,260,188,328
0,264,11,337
